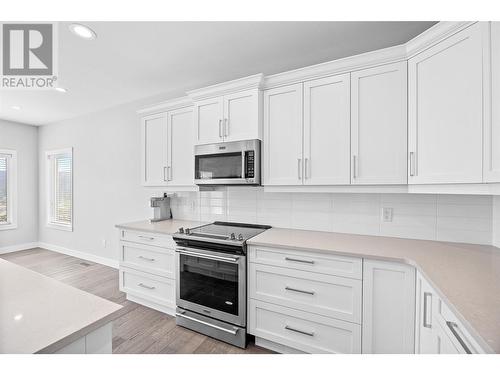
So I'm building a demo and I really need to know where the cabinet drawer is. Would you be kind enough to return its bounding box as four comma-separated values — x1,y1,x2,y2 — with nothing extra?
120,229,175,248
434,297,485,354
248,246,362,279
119,267,175,309
249,299,361,353
249,263,361,323
119,241,175,278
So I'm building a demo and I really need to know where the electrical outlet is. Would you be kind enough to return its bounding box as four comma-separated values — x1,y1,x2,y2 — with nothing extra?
382,207,393,222
101,239,107,248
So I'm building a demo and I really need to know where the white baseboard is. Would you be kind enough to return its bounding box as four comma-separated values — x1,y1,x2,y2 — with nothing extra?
0,242,39,255
38,242,119,269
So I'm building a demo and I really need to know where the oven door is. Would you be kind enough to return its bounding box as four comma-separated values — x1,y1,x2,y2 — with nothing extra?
175,246,246,327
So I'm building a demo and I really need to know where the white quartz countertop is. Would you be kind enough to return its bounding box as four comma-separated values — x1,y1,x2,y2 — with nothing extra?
0,259,123,354
247,228,500,353
115,219,206,235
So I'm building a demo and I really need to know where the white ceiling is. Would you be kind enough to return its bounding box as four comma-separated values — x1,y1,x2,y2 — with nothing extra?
0,21,436,126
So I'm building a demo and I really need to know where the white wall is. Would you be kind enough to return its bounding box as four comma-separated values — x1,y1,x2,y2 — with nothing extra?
494,196,500,248
172,187,494,245
0,120,38,251
38,99,167,262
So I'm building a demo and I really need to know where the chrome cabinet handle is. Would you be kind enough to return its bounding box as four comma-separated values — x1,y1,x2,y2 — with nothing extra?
352,155,357,179
285,325,314,337
138,235,155,241
138,255,155,262
219,119,223,138
176,248,239,263
446,321,472,354
423,292,432,328
285,257,314,264
167,166,172,181
409,151,416,177
297,158,302,180
163,166,167,181
304,158,309,179
224,118,229,137
138,283,155,290
176,312,238,335
285,286,315,295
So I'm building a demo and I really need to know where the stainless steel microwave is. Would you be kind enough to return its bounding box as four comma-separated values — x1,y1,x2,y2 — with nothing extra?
194,139,260,185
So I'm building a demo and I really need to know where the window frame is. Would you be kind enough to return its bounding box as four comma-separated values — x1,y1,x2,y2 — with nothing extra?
46,148,73,231
0,149,18,231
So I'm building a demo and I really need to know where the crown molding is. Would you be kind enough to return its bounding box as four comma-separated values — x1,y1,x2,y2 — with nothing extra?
137,96,193,115
405,21,476,59
263,44,407,89
187,73,264,101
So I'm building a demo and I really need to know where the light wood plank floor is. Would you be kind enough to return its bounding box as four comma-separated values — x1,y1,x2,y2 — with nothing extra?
0,248,272,354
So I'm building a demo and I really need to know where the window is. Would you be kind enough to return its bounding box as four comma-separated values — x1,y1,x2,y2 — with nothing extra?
0,149,17,230
47,148,73,231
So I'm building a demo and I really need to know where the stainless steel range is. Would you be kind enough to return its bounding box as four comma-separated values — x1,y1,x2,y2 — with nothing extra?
173,221,271,348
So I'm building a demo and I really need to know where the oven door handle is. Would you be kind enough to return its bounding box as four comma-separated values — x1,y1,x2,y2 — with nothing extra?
176,248,240,263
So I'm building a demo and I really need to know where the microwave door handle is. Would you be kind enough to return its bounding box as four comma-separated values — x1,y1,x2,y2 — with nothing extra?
242,151,245,180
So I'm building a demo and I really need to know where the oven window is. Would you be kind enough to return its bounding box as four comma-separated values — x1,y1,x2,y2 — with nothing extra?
195,152,242,179
179,254,238,315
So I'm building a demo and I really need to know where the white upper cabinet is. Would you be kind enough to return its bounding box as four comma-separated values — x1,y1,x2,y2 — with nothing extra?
408,23,484,184
263,84,303,185
303,74,350,185
167,107,194,186
193,97,224,144
223,89,261,142
351,62,408,185
484,22,500,182
139,98,195,187
189,74,264,145
141,113,168,186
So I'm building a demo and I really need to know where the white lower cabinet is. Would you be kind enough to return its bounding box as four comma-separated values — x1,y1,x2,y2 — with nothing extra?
248,245,362,353
54,322,113,354
118,230,177,315
362,259,416,354
415,271,486,354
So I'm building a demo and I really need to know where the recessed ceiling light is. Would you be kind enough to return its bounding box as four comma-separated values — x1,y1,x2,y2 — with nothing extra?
11,105,21,110
55,87,68,93
69,23,97,40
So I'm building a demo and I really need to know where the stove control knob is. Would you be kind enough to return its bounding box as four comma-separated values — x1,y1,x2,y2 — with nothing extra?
185,228,191,235
178,227,184,234
238,234,244,241
230,233,236,240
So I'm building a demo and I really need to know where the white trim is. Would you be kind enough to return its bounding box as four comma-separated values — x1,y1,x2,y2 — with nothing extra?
405,21,476,59
136,96,193,115
45,147,73,232
0,242,38,255
264,184,409,194
187,73,264,101
0,149,18,231
263,44,407,89
38,242,119,269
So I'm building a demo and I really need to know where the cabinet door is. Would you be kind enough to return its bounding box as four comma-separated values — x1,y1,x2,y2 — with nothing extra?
194,97,224,144
167,107,195,186
408,23,484,184
263,84,303,185
362,260,416,354
303,74,350,185
415,273,437,353
223,89,261,142
141,113,167,186
351,62,407,185
485,22,500,182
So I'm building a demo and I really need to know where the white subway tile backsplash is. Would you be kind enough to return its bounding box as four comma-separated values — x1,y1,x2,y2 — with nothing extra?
171,187,495,246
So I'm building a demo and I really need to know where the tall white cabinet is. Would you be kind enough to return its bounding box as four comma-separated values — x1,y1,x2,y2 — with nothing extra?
408,23,485,184
351,61,408,184
139,97,195,187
